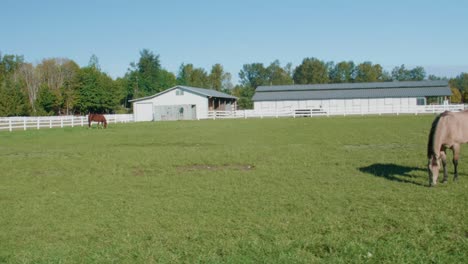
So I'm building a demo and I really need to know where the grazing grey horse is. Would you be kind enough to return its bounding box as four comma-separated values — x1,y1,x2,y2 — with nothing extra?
427,110,468,186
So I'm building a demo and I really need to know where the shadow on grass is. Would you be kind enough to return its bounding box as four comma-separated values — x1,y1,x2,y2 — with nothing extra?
359,163,426,186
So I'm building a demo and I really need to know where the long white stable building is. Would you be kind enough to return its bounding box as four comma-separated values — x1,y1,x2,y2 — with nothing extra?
130,86,237,121
252,81,451,114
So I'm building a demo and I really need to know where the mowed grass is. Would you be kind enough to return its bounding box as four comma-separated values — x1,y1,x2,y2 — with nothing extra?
0,116,467,263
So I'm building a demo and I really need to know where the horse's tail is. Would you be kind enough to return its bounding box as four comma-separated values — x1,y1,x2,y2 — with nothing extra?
427,111,449,159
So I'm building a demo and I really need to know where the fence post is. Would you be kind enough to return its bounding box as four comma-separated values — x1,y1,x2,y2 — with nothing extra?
37,118,40,129
71,116,74,127
81,116,84,126
9,119,12,132
24,117,27,130
61,117,63,128
49,118,52,128
244,110,247,119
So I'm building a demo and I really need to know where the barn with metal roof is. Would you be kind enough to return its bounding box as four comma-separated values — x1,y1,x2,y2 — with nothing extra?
130,86,237,121
252,80,451,113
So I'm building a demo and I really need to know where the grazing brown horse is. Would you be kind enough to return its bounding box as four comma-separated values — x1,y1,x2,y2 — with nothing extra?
427,110,468,186
88,114,107,129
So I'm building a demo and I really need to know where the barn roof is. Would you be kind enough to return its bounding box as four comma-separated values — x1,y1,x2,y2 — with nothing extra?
181,86,238,99
252,80,451,101
129,86,237,102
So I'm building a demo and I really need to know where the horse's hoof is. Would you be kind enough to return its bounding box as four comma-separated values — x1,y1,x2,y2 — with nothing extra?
441,180,448,184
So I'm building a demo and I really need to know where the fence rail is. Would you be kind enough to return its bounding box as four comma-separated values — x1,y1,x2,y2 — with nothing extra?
207,104,466,119
0,114,134,132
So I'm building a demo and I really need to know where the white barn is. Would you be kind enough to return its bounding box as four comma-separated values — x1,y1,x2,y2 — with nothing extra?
130,86,237,121
252,80,451,113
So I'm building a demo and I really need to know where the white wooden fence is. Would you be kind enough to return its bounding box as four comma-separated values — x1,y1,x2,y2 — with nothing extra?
0,114,134,132
207,104,466,119
2,105,466,131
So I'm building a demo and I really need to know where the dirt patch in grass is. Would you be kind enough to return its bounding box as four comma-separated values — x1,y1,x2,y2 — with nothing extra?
177,164,255,172
132,167,146,176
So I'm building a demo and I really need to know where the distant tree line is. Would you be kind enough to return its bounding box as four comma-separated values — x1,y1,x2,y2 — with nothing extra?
0,50,467,116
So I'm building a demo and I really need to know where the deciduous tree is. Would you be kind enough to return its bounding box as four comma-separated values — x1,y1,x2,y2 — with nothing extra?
239,63,269,89
450,73,468,102
177,63,209,88
354,62,387,82
329,61,355,83
293,58,329,84
391,64,426,81
267,60,293,85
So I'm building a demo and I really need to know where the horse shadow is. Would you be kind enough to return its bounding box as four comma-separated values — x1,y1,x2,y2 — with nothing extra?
359,163,426,186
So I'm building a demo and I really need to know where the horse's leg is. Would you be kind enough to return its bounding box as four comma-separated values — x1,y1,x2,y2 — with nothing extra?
453,144,460,182
440,150,448,183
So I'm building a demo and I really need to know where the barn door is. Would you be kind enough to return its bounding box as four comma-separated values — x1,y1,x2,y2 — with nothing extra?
136,103,153,121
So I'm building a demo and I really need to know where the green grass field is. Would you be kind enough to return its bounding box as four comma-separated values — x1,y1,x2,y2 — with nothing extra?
1,116,467,263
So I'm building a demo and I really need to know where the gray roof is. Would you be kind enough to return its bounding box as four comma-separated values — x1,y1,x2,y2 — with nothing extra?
179,86,237,99
253,81,451,101
129,85,237,102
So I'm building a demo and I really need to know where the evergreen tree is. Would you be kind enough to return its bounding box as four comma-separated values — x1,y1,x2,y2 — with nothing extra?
36,84,59,115
0,78,30,116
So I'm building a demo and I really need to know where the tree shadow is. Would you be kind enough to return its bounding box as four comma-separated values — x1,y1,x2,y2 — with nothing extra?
359,163,427,186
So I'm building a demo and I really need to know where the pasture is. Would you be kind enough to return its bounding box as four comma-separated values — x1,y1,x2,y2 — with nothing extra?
0,116,467,263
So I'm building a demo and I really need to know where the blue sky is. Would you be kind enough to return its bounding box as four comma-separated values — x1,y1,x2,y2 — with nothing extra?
1,0,467,83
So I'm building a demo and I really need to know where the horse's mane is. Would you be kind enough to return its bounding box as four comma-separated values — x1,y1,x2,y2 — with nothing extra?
427,111,450,158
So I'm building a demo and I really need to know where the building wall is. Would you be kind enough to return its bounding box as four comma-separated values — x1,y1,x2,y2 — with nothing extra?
254,97,421,113
133,88,209,121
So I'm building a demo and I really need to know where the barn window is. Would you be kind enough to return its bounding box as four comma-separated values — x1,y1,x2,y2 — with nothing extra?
417,97,426,105
176,89,184,96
